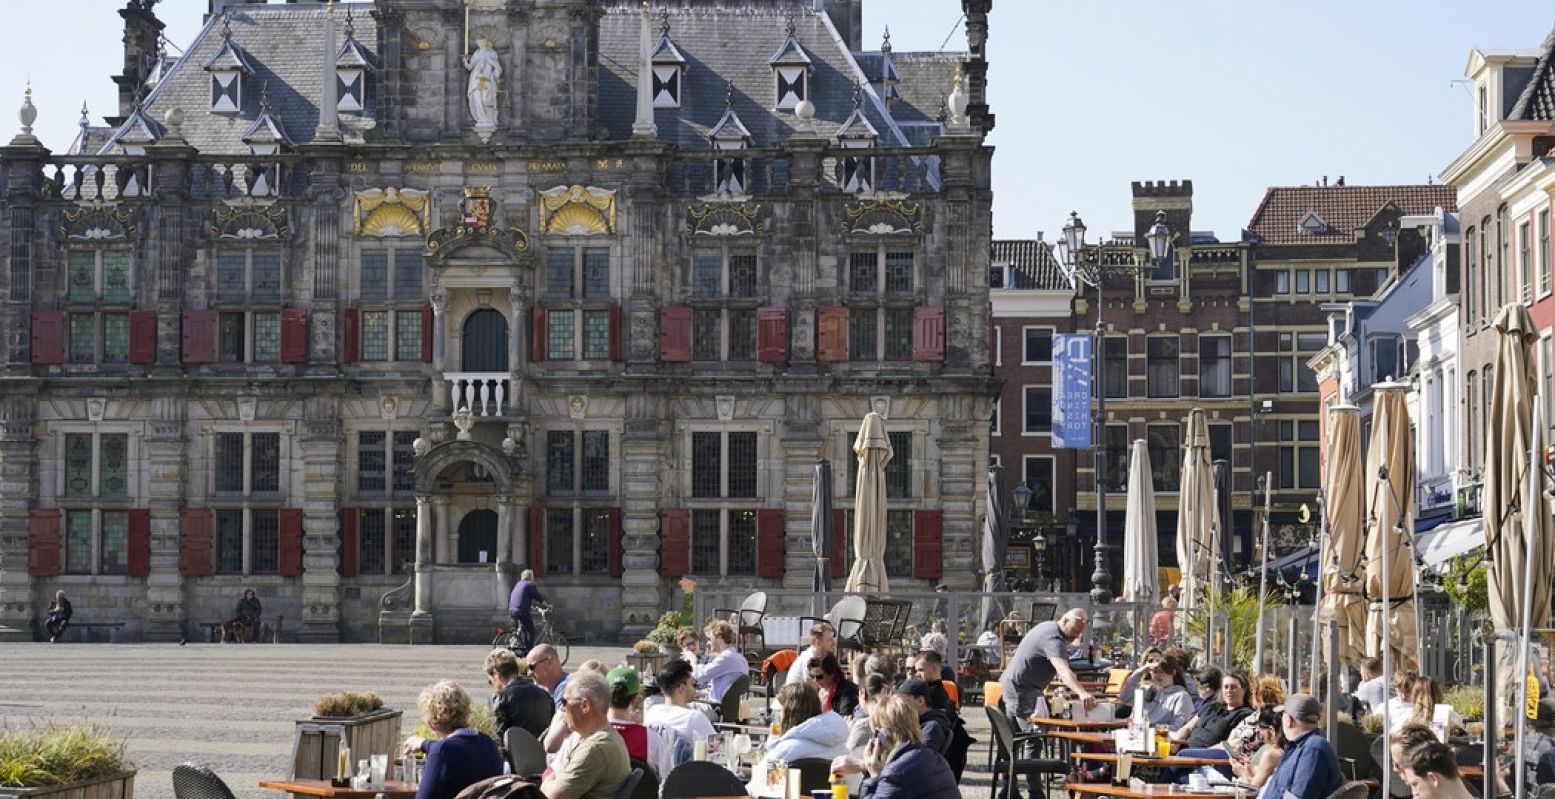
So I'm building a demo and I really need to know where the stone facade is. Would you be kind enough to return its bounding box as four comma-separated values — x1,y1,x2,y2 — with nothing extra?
0,0,997,643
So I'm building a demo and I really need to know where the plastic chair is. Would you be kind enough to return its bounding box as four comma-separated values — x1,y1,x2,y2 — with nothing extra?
940,679,961,711
717,673,751,722
713,591,768,653
627,758,659,799
609,768,643,799
788,758,834,793
1325,782,1372,799
660,761,747,799
984,705,1068,799
171,763,238,799
504,727,547,778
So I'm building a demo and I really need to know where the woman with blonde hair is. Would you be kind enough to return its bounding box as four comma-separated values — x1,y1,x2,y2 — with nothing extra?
400,680,503,799
830,695,958,799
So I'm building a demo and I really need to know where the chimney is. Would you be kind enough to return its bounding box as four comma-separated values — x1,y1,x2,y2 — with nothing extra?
1130,180,1194,245
109,1,165,126
961,0,994,133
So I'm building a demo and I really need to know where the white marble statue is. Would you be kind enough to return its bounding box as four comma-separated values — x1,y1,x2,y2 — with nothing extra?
464,39,501,139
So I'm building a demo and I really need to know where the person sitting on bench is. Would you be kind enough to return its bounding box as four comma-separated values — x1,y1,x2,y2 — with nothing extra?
230,589,263,642
46,590,72,642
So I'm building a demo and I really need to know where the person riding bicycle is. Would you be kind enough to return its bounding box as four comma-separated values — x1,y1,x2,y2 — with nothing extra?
507,569,551,652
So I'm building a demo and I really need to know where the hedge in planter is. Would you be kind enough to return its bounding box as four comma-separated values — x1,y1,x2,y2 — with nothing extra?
0,724,135,798
293,691,402,781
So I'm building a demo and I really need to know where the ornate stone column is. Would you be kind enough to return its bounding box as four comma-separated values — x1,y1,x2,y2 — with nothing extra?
297,398,344,642
508,287,526,372
495,495,514,607
142,398,187,641
0,398,37,640
780,396,823,590
435,496,452,563
411,495,434,643
618,393,667,637
431,290,448,372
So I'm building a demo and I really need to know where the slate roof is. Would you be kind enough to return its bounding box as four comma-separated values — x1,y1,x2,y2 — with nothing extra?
1245,185,1459,246
1508,23,1555,121
992,239,1069,291
597,5,941,149
101,3,378,155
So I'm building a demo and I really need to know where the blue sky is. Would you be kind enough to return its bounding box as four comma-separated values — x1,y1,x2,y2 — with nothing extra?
1,1,1549,240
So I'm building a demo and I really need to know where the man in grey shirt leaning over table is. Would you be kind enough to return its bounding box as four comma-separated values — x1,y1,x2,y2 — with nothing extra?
998,608,1097,799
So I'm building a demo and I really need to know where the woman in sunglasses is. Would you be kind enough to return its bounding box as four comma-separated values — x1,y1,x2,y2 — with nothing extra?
808,652,860,719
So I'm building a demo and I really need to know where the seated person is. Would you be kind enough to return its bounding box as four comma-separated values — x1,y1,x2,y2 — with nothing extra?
1399,741,1475,799
752,682,849,785
541,672,631,799
604,666,675,781
830,695,959,799
1528,699,1555,787
894,679,953,757
691,621,747,702
45,590,72,642
401,680,504,799
485,648,555,741
1229,708,1286,789
644,659,715,759
787,623,837,688
808,652,860,718
846,674,892,754
1168,672,1254,760
231,589,262,642
1139,657,1194,730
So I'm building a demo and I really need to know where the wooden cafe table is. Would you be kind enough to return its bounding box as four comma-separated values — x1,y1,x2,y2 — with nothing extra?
1028,716,1129,731
1071,752,1231,769
259,779,419,799
1066,784,1237,798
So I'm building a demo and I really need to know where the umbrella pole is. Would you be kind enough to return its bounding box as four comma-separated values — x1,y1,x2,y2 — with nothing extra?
1486,635,1499,799
1310,495,1326,693
1380,474,1395,799
1254,472,1272,673
1514,408,1545,799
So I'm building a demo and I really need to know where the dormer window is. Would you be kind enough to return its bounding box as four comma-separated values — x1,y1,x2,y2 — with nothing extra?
1298,211,1327,236
769,20,812,111
651,17,686,109
835,87,878,194
708,84,752,195
335,13,378,114
203,16,255,115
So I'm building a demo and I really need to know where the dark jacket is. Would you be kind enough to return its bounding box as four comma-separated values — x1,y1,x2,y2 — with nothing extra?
1261,729,1342,799
828,679,860,719
416,728,504,799
859,743,960,799
1187,701,1253,749
49,597,72,620
491,678,554,740
236,596,262,619
918,708,954,756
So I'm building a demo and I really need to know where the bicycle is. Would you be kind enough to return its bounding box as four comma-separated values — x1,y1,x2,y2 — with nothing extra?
492,606,569,666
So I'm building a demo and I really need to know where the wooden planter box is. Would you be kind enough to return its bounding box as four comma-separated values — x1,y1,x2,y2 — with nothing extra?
290,709,403,781
0,769,135,799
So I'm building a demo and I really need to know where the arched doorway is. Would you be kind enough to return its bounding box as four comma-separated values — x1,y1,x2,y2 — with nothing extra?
462,309,508,371
457,509,499,564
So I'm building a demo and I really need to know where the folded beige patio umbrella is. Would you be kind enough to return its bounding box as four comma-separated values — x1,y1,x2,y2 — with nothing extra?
845,411,892,594
1122,438,1159,604
1483,303,1555,634
1176,410,1214,613
1363,384,1419,674
1322,404,1367,669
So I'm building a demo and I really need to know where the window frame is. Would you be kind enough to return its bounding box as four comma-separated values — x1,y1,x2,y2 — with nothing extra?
685,426,767,577
845,245,918,362
1198,334,1233,398
1520,220,1533,304
542,243,613,362
1021,326,1054,365
1145,334,1180,399
208,426,287,576
1146,422,1181,493
1022,385,1052,436
1020,455,1055,514
1276,418,1321,490
1540,209,1552,298
56,429,137,577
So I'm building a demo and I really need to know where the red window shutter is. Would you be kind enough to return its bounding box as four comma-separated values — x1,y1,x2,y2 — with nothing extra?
757,509,785,578
181,309,216,364
280,308,309,363
343,308,361,363
912,509,944,579
659,306,691,362
126,508,151,577
528,506,546,576
278,508,305,577
421,306,434,363
816,306,849,362
530,307,547,363
607,508,623,578
757,306,789,363
31,311,64,365
914,306,945,362
831,508,847,577
129,310,157,365
179,508,213,577
27,509,61,577
609,304,623,362
658,508,690,577
339,508,359,578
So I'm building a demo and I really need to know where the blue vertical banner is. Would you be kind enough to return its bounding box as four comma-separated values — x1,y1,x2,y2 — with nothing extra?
1052,334,1093,449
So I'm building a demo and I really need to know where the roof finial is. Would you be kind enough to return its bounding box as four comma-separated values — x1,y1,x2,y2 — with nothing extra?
785,9,796,38
79,100,90,130
18,83,37,138
259,80,271,115
344,7,354,40
725,80,735,113
852,79,862,111
221,11,232,41
659,7,671,37
881,26,892,54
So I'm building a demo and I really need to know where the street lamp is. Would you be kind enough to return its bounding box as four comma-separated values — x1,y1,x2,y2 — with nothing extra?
1012,481,1033,523
1060,209,1171,604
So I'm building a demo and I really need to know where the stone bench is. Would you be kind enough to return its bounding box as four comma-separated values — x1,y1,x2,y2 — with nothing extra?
207,616,285,643
60,622,126,642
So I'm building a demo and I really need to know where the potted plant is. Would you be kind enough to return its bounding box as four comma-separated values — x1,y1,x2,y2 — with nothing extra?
645,611,688,656
0,723,135,798
292,691,402,782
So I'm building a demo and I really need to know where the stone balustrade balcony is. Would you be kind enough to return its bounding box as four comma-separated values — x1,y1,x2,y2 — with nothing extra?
445,372,513,417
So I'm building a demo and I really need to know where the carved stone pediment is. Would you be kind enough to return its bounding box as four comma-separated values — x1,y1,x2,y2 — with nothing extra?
686,201,765,237
60,205,137,240
841,196,922,235
211,201,288,239
355,187,431,237
538,184,616,235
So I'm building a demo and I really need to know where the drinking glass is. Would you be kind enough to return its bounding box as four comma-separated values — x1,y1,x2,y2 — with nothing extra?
369,754,388,784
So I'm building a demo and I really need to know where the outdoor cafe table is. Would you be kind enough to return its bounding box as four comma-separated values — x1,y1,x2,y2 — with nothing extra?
1071,752,1230,769
1065,783,1237,798
258,779,419,799
1029,716,1129,730
1040,729,1116,761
